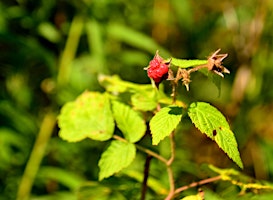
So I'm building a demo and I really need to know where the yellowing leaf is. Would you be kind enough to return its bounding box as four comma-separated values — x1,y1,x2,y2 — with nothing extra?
58,92,114,142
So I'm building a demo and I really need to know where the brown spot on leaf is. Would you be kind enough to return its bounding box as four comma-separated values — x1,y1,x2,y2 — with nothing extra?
213,129,217,136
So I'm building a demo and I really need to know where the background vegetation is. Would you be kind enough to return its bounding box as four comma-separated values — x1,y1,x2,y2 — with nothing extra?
1,0,273,199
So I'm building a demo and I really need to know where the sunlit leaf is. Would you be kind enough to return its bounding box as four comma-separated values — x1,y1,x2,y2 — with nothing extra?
171,58,207,68
208,165,273,192
131,90,158,111
58,92,114,142
98,74,152,94
181,194,203,200
112,100,146,143
99,140,136,180
188,102,243,168
150,106,183,145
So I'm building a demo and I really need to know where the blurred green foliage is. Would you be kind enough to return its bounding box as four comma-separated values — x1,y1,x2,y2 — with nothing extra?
1,0,273,199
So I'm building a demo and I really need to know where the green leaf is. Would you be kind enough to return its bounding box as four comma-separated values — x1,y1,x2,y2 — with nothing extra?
112,101,146,143
208,165,273,191
58,92,114,142
107,23,169,56
199,68,222,96
131,90,158,111
98,74,153,94
171,58,207,68
150,106,183,145
181,194,203,200
188,102,243,168
98,140,136,180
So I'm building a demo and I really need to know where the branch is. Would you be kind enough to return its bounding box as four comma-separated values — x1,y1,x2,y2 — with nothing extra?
16,111,56,200
174,175,221,195
113,134,168,164
140,155,152,200
164,131,176,200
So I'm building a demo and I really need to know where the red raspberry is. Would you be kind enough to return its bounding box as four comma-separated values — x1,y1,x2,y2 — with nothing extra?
146,51,170,84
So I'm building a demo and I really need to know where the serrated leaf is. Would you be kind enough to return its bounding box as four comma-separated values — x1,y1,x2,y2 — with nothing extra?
150,106,183,145
98,140,136,180
58,92,114,142
188,102,243,168
112,101,146,143
171,58,207,68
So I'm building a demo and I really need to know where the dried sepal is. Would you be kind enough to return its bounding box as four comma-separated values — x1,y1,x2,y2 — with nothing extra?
180,69,191,91
175,68,191,91
167,68,175,81
207,49,229,77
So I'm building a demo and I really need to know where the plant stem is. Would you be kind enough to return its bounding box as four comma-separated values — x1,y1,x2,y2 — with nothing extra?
113,134,168,164
165,131,176,200
167,131,175,166
57,15,84,86
141,155,152,200
187,64,207,74
16,111,56,200
174,175,221,195
137,144,168,164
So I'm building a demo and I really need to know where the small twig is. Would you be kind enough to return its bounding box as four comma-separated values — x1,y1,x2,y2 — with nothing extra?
174,175,222,195
136,144,168,164
16,111,56,200
141,155,152,200
113,135,168,164
112,134,128,142
167,131,175,166
188,64,208,74
171,81,178,104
